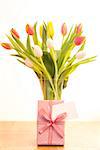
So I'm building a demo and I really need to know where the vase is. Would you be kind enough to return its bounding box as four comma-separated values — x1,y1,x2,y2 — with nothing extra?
37,100,67,146
39,78,63,100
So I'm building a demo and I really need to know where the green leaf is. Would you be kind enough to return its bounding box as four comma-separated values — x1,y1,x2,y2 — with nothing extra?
55,50,60,60
58,25,83,69
26,35,34,55
6,35,26,59
17,59,25,65
58,26,77,68
11,34,26,51
42,23,47,50
76,56,96,65
63,77,69,89
33,22,38,45
32,62,42,76
61,25,74,49
58,64,78,86
11,54,22,58
42,51,55,77
26,35,31,50
67,41,86,67
58,56,96,86
7,35,20,50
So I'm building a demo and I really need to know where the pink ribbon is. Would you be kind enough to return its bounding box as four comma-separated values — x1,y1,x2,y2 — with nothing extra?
38,106,67,144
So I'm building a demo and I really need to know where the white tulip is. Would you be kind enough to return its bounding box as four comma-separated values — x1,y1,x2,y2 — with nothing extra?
47,38,54,49
25,58,33,68
34,45,43,58
76,51,86,59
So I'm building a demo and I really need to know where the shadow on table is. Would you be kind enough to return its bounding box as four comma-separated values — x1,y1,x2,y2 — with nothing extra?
36,146,64,150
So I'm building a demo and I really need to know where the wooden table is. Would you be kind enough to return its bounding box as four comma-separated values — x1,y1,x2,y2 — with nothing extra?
0,121,100,150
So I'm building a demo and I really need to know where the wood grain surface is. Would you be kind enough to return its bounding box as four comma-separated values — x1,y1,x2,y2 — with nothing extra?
0,121,100,150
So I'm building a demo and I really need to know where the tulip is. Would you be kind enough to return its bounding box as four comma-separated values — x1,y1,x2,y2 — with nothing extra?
76,51,86,59
26,24,34,35
47,21,54,38
76,24,82,34
74,36,85,46
33,45,43,58
61,23,67,36
47,38,53,49
1,43,12,50
39,24,43,38
11,28,20,39
25,58,33,68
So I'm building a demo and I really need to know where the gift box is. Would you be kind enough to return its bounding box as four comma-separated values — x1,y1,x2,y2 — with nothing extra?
37,100,67,146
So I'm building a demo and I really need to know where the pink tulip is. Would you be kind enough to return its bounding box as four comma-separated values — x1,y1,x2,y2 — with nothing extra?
47,38,53,49
76,51,86,59
61,23,67,36
25,58,33,68
74,36,85,46
76,24,83,34
34,45,43,57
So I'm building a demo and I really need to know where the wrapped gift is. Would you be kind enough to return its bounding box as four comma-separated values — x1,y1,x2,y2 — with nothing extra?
37,100,67,145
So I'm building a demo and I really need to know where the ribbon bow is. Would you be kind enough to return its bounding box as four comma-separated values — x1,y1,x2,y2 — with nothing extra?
39,108,67,138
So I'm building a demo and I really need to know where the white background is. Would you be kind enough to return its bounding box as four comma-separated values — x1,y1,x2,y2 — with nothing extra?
0,0,100,120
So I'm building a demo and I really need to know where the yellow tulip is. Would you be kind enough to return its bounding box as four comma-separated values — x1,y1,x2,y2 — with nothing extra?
39,24,43,38
47,21,54,38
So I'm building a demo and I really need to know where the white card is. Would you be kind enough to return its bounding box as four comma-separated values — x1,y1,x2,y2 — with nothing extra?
52,103,65,121
52,101,78,121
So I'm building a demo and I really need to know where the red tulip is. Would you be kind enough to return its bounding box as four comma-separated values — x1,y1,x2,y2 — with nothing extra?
76,24,82,34
61,23,67,36
11,28,20,39
26,24,34,35
1,43,12,50
74,36,85,46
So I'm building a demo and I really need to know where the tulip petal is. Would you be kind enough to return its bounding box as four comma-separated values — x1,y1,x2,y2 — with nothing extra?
1,43,12,50
74,36,85,46
26,24,34,35
61,23,67,36
47,21,54,38
11,28,20,39
76,24,83,34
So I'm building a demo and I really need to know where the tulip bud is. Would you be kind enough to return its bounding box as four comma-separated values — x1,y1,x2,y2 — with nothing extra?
25,58,33,68
26,24,34,35
76,24,82,34
76,51,86,59
74,36,85,46
61,23,67,36
47,21,54,38
39,24,43,38
1,43,12,50
47,38,53,49
11,28,20,39
33,45,43,58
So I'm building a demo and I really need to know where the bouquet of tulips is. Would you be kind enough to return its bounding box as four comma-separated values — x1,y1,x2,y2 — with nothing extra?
1,22,96,100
